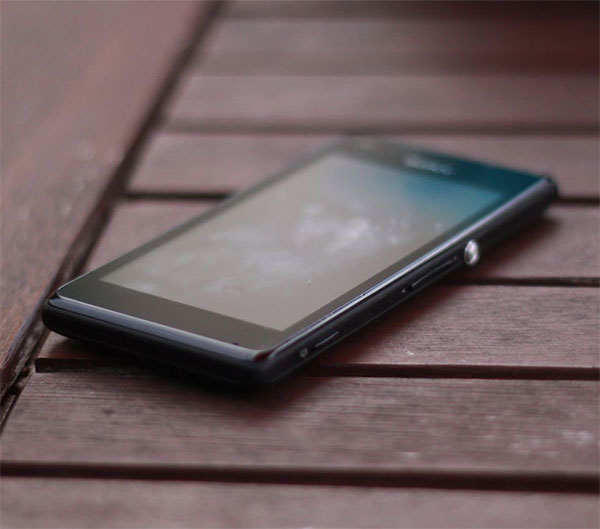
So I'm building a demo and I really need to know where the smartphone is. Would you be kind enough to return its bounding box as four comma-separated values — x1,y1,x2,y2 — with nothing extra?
43,139,557,385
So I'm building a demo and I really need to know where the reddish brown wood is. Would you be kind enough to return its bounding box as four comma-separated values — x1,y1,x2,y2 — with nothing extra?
204,18,598,57
2,373,598,474
198,19,599,74
0,1,208,396
463,205,599,280
166,75,598,131
323,285,599,370
1,478,598,528
129,134,599,198
129,134,332,193
199,51,598,76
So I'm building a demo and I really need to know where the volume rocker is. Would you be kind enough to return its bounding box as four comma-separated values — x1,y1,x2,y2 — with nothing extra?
410,257,457,290
313,331,340,351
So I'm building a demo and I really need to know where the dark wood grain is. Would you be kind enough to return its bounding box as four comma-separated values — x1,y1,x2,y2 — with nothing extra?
2,373,598,474
165,74,599,132
227,1,599,20
36,285,599,371
0,1,207,396
2,478,598,529
198,18,598,74
129,134,599,199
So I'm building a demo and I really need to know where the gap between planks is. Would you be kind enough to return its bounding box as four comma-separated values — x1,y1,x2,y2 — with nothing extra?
447,278,599,287
2,462,597,494
225,1,600,20
32,360,600,381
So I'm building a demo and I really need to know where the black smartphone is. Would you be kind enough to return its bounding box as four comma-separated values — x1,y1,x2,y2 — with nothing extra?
43,139,557,385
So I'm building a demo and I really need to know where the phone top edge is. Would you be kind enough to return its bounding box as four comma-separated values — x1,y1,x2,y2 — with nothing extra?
347,136,558,183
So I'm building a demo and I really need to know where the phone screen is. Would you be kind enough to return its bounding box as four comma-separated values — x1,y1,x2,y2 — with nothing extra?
101,152,506,331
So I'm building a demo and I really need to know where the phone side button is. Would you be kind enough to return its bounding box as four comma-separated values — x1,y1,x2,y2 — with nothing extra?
463,239,481,266
410,258,456,291
313,331,340,351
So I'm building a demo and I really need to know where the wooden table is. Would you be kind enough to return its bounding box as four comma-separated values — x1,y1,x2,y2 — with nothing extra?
1,1,598,527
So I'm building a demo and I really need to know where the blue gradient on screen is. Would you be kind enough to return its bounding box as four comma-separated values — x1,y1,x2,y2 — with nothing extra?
104,154,502,330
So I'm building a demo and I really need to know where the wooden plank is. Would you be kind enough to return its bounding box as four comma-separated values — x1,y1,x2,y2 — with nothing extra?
129,134,600,198
323,285,599,371
463,205,599,280
2,479,598,529
198,19,598,74
129,133,332,193
227,1,599,20
0,1,209,396
2,373,598,474
36,284,599,371
199,50,598,76
203,19,599,57
166,75,599,132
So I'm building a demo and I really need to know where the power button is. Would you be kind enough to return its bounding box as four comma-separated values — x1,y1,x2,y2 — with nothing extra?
463,240,480,266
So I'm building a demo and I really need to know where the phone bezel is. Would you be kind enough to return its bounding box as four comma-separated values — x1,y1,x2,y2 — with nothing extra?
55,139,545,353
